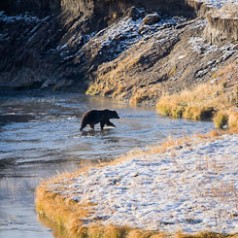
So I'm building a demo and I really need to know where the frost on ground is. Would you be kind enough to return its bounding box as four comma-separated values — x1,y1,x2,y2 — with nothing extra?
50,134,238,235
57,15,186,62
188,34,237,77
196,0,238,8
0,11,40,24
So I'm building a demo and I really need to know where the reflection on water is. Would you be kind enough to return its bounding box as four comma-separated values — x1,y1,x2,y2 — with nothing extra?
0,90,213,238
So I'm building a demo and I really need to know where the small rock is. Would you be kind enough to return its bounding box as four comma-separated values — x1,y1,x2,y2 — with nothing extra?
138,25,150,34
127,6,145,21
232,44,238,50
142,13,161,25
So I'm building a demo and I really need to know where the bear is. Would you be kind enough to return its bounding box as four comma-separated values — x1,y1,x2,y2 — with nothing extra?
80,109,120,131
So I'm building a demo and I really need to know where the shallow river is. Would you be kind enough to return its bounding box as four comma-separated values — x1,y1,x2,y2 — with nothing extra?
0,90,213,238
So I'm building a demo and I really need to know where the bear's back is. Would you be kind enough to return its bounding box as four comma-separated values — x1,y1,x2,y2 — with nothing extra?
81,110,103,124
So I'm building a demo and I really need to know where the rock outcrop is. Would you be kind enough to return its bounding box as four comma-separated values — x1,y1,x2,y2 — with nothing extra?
142,13,161,25
0,0,196,90
0,0,237,105
87,18,238,105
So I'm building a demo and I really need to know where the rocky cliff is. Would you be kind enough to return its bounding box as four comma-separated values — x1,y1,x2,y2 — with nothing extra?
0,0,237,104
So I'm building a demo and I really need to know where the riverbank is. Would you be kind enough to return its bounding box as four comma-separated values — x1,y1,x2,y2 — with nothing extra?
156,63,238,129
1,90,214,238
1,0,237,103
35,129,238,238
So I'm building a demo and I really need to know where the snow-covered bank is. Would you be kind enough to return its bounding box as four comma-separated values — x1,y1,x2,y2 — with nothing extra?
45,133,238,235
196,0,238,8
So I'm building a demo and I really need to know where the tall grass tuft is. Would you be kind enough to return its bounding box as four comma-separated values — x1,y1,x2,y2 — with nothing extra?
156,73,238,129
213,111,229,129
228,111,238,129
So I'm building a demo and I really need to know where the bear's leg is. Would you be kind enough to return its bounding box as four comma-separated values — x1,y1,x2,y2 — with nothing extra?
89,124,95,130
80,123,86,131
100,122,105,130
106,120,115,127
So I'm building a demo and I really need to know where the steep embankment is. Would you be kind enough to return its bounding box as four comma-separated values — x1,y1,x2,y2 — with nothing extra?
0,0,195,90
0,0,237,108
154,3,238,128
86,2,238,106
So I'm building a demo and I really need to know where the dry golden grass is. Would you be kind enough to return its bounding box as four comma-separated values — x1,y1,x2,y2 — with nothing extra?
86,47,141,97
36,182,91,237
126,230,166,238
176,231,237,238
228,111,238,128
36,186,238,238
157,83,226,119
213,111,229,129
213,110,238,129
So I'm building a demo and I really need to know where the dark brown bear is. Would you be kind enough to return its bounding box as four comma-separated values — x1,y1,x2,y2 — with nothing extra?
80,109,120,131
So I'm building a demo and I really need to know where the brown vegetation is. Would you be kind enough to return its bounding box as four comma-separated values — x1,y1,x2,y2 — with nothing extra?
156,62,238,129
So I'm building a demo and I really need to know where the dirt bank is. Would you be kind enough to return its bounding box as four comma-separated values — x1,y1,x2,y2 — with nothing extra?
0,0,195,90
86,2,238,105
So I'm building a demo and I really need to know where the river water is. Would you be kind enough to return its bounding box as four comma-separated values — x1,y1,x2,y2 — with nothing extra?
0,90,213,238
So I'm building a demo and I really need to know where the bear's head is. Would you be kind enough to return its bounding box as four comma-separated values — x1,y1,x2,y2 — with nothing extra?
104,109,120,119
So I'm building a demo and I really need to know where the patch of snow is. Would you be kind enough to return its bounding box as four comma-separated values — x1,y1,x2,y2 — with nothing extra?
52,134,238,234
0,11,40,24
219,47,236,61
188,36,237,66
195,0,238,8
78,15,186,62
188,36,218,55
178,55,186,60
0,33,8,40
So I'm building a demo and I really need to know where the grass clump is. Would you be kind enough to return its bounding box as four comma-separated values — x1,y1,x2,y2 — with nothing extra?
86,225,129,238
156,102,185,118
35,185,90,237
183,106,214,121
156,70,238,129
157,100,215,121
213,110,238,129
228,111,238,128
156,83,221,121
176,231,237,238
213,111,229,129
